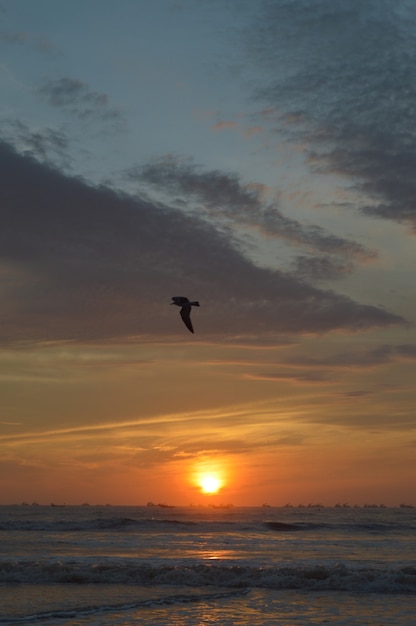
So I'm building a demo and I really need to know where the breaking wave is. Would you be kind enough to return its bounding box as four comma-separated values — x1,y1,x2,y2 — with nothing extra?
1,559,415,594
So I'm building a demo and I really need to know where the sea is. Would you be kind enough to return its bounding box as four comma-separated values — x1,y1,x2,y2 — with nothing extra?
0,504,415,625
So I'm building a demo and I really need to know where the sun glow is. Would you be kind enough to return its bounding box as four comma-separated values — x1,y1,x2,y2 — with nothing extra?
190,459,229,497
198,473,222,494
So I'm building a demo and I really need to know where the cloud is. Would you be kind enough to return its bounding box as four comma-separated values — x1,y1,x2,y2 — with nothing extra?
40,78,107,109
243,126,262,138
0,119,71,169
211,120,237,131
0,403,296,466
38,77,124,128
286,344,416,370
243,371,332,384
309,133,416,231
290,254,355,281
334,390,374,399
0,140,404,345
245,0,416,230
133,156,376,267
0,28,58,56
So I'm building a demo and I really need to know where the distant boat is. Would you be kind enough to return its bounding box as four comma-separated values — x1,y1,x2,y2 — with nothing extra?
147,501,175,508
211,503,234,509
50,503,65,507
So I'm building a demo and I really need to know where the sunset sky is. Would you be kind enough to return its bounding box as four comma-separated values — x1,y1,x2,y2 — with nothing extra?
1,0,415,506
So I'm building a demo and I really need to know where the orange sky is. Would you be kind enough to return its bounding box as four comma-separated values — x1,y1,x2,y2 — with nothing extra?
1,335,415,506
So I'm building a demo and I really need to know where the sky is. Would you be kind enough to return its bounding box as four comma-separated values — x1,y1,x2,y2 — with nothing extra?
0,0,415,506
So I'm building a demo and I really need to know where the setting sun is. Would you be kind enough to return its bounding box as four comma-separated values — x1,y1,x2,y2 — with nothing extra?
190,460,230,498
199,473,222,494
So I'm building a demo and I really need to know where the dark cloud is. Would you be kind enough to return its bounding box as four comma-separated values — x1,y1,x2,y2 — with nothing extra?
0,140,404,345
38,77,124,127
133,156,375,264
395,344,416,359
246,0,416,230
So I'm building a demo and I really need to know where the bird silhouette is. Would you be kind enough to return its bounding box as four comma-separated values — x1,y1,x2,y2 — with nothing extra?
171,296,200,333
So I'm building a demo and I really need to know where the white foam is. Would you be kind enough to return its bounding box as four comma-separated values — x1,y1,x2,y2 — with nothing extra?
1,559,415,593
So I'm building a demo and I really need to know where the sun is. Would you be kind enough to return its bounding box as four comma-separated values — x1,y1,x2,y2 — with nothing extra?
191,461,228,497
199,473,222,494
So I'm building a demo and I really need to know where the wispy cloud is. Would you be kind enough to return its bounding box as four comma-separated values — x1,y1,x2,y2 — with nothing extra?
0,28,59,56
211,120,237,131
243,370,333,384
243,126,262,138
286,344,416,370
0,404,291,458
38,77,125,128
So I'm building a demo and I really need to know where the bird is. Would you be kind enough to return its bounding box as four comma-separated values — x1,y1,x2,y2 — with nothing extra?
171,296,200,333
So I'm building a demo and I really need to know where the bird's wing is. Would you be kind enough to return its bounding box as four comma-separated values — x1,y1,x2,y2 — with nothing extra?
180,305,194,333
172,296,189,305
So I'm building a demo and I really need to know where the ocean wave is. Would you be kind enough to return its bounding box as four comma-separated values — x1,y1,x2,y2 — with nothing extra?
2,516,413,536
0,517,199,532
1,559,415,594
264,521,327,532
264,520,415,535
0,588,249,624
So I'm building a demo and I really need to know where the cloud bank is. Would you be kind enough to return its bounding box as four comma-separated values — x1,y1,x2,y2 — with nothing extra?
0,140,404,344
135,156,375,267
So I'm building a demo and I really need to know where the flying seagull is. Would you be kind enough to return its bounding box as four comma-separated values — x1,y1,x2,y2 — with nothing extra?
171,296,200,333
